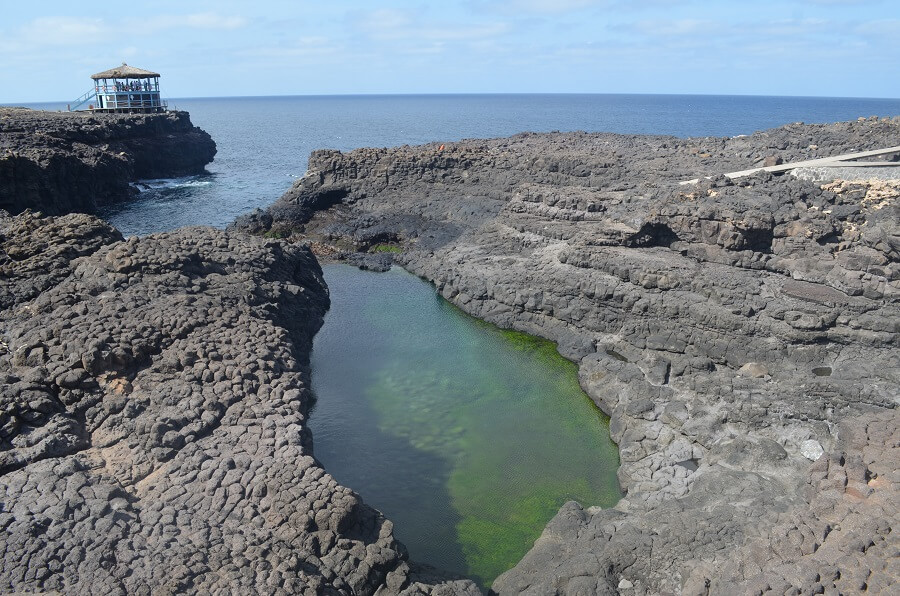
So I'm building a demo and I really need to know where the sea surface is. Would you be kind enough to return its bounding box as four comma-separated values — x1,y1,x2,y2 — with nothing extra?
14,93,900,586
17,93,900,235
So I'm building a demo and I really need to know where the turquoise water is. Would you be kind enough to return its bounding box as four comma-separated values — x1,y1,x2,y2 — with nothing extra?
308,265,621,586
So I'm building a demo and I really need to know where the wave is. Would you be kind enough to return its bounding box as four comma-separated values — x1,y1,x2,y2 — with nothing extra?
131,176,213,192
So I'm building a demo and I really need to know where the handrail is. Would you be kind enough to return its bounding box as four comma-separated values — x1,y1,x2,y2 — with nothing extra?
68,86,169,112
68,88,96,111
97,83,160,93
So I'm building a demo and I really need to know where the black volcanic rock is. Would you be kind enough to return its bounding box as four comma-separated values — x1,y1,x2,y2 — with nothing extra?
0,212,479,595
240,117,900,594
0,108,216,216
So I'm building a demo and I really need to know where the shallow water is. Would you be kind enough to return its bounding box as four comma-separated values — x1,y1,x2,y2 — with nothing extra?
309,265,621,586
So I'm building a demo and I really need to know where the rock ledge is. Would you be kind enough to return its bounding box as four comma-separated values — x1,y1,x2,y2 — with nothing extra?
0,108,216,215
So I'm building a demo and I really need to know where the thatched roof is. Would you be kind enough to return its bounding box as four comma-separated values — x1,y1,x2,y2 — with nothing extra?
91,63,160,80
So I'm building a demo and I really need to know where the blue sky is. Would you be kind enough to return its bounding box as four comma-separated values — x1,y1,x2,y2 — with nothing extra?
2,0,898,102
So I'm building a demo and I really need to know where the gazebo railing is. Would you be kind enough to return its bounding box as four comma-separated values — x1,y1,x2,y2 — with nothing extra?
96,95,168,110
96,82,160,93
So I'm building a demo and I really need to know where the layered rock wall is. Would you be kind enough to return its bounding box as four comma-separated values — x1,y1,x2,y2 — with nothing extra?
238,117,900,594
0,108,216,215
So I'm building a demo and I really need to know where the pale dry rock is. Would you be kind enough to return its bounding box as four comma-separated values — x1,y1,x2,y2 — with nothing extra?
801,439,825,461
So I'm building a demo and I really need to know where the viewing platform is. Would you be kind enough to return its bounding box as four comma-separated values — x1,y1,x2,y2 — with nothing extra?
69,63,168,113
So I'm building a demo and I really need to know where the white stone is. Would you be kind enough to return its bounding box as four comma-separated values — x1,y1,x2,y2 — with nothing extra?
801,439,824,461
618,578,634,590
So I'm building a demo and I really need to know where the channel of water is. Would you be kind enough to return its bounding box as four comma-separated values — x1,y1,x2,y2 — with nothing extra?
308,265,621,587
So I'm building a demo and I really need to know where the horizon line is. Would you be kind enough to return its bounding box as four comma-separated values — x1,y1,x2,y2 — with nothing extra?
5,91,900,107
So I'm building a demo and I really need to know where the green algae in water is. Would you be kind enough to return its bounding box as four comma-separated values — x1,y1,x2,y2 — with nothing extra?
309,265,621,587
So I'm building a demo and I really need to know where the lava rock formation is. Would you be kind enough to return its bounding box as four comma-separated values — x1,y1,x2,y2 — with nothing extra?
0,108,216,216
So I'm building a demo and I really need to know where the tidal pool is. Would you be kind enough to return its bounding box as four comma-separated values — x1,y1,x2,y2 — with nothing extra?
308,265,621,586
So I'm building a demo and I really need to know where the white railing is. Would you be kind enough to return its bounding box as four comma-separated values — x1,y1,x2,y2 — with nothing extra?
96,84,160,93
92,94,168,111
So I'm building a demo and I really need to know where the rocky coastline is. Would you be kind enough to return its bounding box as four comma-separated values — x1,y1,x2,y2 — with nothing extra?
235,117,899,594
0,108,216,216
2,111,897,594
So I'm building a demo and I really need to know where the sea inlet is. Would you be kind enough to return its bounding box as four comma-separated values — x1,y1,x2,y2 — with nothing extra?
308,265,621,586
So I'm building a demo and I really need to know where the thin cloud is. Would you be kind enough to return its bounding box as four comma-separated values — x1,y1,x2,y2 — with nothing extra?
359,9,413,31
238,37,343,59
627,19,721,37
622,16,834,44
752,18,829,36
5,13,247,52
17,17,107,46
505,0,600,12
468,0,606,14
852,18,900,36
354,9,509,45
139,13,248,31
467,0,696,15
804,0,881,4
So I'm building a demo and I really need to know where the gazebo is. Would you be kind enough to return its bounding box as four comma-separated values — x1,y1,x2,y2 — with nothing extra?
69,63,167,113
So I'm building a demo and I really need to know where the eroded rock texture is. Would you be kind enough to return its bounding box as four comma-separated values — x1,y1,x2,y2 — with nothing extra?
0,211,479,595
237,117,900,594
0,108,216,215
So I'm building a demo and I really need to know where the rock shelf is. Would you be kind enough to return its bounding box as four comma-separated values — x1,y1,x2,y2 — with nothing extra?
236,117,900,594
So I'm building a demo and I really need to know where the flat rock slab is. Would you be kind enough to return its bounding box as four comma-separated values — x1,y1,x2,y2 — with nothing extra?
781,279,852,305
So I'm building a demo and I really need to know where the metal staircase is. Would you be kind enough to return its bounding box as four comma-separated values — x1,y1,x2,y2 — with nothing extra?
68,88,95,111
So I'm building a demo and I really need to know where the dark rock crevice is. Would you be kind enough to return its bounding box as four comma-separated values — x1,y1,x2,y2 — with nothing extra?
625,222,679,248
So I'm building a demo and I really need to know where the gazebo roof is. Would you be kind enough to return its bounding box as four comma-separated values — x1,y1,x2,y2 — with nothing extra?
91,63,160,80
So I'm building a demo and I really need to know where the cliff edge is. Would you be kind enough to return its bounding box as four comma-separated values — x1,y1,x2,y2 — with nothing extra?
0,108,216,216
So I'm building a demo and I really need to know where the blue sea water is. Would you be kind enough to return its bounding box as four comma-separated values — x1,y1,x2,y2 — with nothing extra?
18,94,900,235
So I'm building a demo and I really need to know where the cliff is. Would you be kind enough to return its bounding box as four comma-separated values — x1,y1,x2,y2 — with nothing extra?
0,211,479,594
0,108,216,216
235,117,900,594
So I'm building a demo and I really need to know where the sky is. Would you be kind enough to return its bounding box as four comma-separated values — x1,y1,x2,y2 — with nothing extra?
2,0,899,103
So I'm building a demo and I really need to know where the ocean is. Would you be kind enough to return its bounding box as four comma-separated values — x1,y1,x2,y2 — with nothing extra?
19,93,900,236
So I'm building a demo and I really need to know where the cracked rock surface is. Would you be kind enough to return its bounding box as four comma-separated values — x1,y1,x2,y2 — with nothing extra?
236,117,900,594
0,108,216,216
0,211,479,594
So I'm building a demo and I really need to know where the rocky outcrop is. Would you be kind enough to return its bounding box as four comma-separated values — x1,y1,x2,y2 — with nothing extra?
0,108,216,216
0,211,479,594
236,117,900,594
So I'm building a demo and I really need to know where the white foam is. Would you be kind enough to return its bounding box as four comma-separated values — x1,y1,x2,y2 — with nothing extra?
132,176,212,192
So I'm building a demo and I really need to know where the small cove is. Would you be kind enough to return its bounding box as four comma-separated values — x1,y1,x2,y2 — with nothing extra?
308,265,621,586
